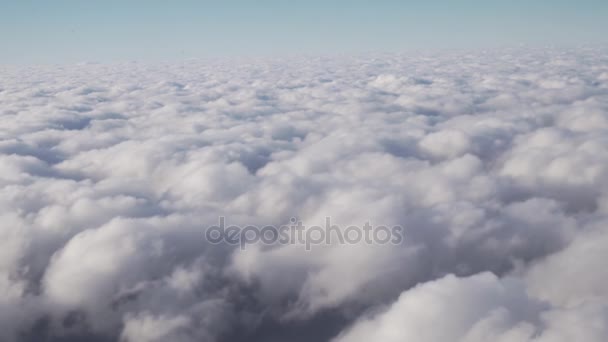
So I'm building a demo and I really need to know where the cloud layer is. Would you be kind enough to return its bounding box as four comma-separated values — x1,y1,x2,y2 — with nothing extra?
1,47,608,341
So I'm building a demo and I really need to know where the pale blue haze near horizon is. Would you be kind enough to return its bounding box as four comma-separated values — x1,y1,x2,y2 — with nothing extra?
1,0,608,64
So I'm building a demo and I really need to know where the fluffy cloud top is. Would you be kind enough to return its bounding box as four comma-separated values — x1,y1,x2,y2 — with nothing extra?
0,47,607,341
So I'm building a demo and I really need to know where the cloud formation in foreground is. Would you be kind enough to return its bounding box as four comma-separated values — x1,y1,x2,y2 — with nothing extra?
1,47,608,341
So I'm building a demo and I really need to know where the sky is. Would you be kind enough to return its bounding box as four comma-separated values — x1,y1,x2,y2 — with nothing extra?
1,0,608,63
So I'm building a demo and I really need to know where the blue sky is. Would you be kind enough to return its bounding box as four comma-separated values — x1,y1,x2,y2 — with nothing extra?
2,0,607,64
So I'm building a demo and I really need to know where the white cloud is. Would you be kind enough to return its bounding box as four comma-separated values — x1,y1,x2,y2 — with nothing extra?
0,47,607,341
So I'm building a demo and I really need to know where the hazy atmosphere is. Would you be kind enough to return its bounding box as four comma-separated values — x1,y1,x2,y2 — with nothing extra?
2,0,608,63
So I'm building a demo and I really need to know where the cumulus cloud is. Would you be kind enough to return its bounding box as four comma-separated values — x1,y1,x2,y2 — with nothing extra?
334,272,608,342
0,47,607,341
